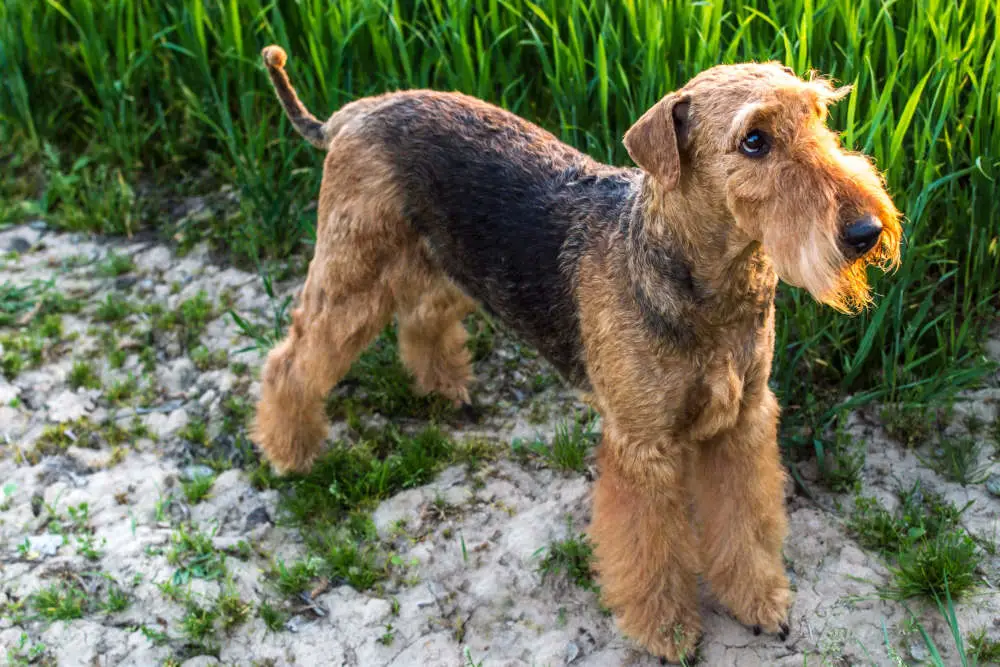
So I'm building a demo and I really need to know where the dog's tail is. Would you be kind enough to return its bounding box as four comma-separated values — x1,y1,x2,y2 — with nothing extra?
261,45,328,149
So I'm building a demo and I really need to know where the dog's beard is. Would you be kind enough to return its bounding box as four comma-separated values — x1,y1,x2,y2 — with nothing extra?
766,219,901,314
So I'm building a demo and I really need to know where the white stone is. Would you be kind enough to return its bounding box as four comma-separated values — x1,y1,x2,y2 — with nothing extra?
47,390,92,423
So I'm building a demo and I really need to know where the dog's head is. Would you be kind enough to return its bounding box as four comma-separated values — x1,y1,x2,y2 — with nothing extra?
625,62,901,313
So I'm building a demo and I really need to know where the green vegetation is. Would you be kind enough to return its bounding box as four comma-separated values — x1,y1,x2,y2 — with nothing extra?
537,519,598,593
0,282,81,378
28,417,148,463
154,292,215,349
275,425,454,524
5,633,50,667
97,251,135,278
330,327,456,420
247,424,458,599
967,629,1000,664
179,419,209,446
217,583,252,631
932,437,991,486
181,473,216,505
258,601,288,632
29,582,87,621
887,530,980,601
513,414,599,473
166,523,227,585
190,345,227,371
817,416,865,493
848,483,982,600
100,578,131,613
68,360,101,390
105,373,139,404
94,294,133,323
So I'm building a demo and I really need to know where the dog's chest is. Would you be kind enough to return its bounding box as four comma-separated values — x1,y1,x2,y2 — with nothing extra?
678,299,775,441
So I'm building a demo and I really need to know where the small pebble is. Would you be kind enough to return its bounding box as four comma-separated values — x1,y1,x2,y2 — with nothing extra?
986,473,1000,497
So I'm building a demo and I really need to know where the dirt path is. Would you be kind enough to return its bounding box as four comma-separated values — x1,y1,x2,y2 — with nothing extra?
1,223,998,666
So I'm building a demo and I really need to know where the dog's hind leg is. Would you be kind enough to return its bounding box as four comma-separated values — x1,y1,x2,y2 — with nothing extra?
252,140,414,474
252,230,396,474
397,276,477,405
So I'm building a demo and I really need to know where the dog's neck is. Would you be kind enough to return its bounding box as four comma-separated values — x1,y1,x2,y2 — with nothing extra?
623,176,777,334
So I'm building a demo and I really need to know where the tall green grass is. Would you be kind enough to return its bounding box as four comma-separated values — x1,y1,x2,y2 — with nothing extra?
1,0,998,419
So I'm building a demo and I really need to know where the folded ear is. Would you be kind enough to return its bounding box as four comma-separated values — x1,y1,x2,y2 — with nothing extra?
623,93,690,190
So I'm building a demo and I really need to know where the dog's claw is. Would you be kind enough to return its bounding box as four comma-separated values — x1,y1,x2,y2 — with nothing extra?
779,622,790,641
752,625,761,636
659,658,668,666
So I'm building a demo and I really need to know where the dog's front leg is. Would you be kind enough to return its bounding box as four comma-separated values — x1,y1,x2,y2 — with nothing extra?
691,386,792,638
590,422,702,662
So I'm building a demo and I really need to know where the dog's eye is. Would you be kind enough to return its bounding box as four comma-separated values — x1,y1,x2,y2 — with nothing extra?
740,130,770,157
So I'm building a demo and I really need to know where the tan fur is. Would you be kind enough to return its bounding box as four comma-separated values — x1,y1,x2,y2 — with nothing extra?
396,275,477,404
253,47,902,661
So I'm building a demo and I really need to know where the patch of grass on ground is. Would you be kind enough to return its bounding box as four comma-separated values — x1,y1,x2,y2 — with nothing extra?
330,326,457,421
0,316,58,378
880,404,939,448
253,424,457,598
513,413,598,473
546,417,597,473
33,419,100,455
1,332,41,379
18,145,138,236
0,282,35,327
268,557,322,597
28,417,149,462
181,473,215,504
818,416,865,493
258,600,287,632
179,419,208,446
5,632,52,667
97,251,135,277
190,345,227,371
68,359,101,389
849,482,981,600
849,483,967,554
180,600,220,654
94,293,134,323
105,373,138,403
932,436,990,486
30,581,87,621
100,577,131,613
167,523,227,585
537,518,597,593
967,628,1000,664
1,279,83,329
155,291,214,348
217,582,251,631
886,530,979,600
464,312,495,362
279,425,454,524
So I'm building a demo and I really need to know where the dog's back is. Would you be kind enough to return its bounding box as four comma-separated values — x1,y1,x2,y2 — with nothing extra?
351,90,636,383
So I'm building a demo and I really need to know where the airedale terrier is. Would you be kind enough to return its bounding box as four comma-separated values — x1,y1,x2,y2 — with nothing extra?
253,45,901,661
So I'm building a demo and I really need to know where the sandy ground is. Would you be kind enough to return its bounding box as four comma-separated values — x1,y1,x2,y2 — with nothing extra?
1,222,998,666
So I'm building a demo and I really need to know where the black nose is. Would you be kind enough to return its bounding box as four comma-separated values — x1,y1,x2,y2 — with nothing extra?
842,215,882,256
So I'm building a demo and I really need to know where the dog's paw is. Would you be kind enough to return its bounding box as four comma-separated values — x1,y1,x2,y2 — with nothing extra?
614,601,702,664
643,621,702,664
733,578,792,638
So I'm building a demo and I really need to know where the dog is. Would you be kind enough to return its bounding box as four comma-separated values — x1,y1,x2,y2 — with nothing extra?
252,45,901,661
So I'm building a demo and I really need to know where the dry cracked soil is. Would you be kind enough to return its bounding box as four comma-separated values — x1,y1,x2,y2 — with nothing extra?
1,222,999,667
